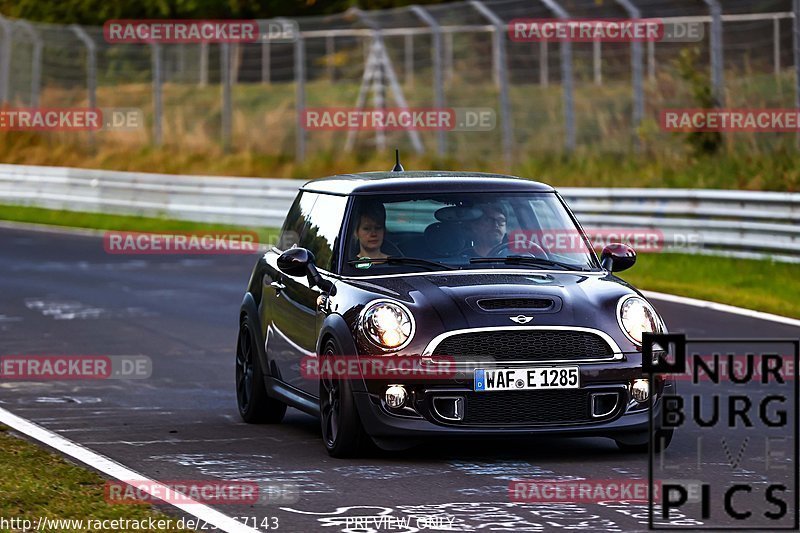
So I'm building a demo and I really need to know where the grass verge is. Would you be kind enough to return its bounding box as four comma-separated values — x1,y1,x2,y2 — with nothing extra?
0,425,195,532
0,204,279,245
1,204,798,319
622,252,800,320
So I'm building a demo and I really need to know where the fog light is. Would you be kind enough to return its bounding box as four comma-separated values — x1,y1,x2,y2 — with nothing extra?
632,379,650,403
385,384,407,408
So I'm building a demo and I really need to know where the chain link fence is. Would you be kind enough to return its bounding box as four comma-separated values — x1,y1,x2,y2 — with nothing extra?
0,0,798,166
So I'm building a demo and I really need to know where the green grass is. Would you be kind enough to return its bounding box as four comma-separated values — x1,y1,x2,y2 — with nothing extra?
622,252,800,319
0,425,195,532
0,204,279,245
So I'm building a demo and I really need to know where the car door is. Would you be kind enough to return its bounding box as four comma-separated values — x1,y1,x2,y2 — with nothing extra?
264,191,317,393
267,191,348,396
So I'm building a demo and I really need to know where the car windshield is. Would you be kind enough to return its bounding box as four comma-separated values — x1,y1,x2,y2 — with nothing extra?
342,192,599,275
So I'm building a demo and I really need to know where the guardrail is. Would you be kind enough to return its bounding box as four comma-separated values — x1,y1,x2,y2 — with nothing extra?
0,164,798,262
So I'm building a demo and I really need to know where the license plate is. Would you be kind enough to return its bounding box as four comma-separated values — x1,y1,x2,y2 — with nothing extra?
474,367,580,392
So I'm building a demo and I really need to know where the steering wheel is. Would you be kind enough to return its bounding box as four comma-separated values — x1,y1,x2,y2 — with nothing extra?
487,240,549,259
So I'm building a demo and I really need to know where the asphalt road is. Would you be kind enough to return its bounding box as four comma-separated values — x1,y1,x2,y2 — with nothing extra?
0,225,797,532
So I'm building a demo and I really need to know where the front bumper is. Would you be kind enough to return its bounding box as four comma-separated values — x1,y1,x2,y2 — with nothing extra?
353,353,675,439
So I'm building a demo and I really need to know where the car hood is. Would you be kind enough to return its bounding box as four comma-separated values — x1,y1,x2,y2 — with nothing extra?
342,270,646,353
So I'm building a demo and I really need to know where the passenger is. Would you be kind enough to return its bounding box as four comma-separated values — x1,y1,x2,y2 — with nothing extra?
353,202,389,260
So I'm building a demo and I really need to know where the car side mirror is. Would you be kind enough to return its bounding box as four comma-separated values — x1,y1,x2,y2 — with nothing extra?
277,247,334,293
600,243,636,272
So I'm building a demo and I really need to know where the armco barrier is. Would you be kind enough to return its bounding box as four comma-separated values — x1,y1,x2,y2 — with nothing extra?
0,164,798,262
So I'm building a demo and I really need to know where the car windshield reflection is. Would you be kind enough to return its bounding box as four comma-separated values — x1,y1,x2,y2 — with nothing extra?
343,192,599,275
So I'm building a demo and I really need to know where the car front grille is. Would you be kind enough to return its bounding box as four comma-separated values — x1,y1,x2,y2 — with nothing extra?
430,329,614,362
461,389,594,425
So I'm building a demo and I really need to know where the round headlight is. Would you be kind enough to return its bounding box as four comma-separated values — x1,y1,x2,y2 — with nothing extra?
360,300,414,350
617,296,661,345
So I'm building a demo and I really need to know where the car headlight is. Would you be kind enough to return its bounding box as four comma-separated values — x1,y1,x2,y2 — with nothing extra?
359,300,415,350
617,295,661,345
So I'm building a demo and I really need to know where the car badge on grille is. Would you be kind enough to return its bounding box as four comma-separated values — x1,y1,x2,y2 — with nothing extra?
509,315,533,324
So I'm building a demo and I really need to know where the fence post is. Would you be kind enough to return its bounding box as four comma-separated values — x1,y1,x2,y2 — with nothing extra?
593,39,602,85
615,0,644,149
373,42,386,151
177,44,186,82
70,25,96,146
221,43,232,152
470,0,514,168
774,16,781,78
411,5,446,156
472,1,501,88
295,32,306,161
704,0,725,106
0,16,11,104
539,0,575,152
647,40,655,81
540,41,549,86
262,40,271,84
13,21,41,107
70,25,97,111
405,32,414,86
151,43,163,146
199,42,208,86
326,35,335,81
444,31,454,83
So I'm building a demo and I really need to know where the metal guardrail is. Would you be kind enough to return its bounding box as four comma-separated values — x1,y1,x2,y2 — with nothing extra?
0,164,798,262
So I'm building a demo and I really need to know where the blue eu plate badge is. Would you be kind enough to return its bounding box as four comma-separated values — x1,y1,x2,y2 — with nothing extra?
474,369,485,391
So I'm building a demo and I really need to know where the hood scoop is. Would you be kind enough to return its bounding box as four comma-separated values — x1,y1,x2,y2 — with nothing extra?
475,297,555,312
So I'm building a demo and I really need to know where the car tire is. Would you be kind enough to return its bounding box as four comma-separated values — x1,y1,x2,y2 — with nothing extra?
236,318,286,424
615,428,674,453
319,338,372,458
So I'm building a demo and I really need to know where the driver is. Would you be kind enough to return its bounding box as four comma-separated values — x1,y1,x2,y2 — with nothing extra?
465,203,507,257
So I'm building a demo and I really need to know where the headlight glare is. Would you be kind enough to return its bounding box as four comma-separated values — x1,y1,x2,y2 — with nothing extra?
618,296,660,345
360,300,414,350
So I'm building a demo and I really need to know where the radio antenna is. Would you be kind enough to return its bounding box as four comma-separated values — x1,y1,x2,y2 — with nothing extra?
391,149,404,172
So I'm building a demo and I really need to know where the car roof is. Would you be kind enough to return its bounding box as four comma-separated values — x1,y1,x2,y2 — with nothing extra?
299,171,556,195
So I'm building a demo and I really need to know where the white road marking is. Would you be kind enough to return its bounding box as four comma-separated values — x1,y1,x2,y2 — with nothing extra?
0,406,259,533
643,290,800,329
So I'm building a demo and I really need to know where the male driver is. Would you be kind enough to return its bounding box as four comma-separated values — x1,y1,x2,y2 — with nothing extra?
465,203,507,257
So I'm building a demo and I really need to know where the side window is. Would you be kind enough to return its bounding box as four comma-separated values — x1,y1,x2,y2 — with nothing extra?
300,194,348,272
278,191,316,250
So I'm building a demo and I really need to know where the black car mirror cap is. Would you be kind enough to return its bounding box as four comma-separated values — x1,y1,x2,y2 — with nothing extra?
600,243,637,272
277,246,313,277
277,247,335,293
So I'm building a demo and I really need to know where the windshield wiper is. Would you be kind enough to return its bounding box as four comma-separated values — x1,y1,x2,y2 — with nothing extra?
348,256,457,271
469,255,587,271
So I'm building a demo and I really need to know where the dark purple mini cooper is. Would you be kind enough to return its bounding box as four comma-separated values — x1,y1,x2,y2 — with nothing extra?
236,171,674,457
